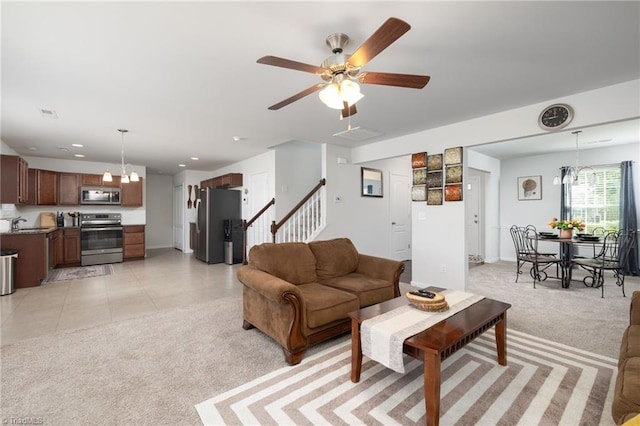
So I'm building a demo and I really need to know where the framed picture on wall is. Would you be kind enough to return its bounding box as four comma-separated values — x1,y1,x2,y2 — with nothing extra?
517,175,542,200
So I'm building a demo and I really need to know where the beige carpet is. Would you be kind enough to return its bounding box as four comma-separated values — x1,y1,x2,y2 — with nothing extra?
196,328,617,425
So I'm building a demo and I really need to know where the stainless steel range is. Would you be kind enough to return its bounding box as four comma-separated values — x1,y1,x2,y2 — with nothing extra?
80,213,123,266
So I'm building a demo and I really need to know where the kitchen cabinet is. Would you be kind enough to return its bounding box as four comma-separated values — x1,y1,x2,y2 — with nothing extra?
189,222,196,251
200,173,243,189
121,178,143,207
123,225,145,260
27,169,58,205
59,228,81,266
52,229,63,268
1,155,29,204
82,173,121,187
0,233,48,288
58,173,81,205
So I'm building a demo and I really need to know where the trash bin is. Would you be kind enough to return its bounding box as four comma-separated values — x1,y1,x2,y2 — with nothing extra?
224,242,233,265
1,249,18,296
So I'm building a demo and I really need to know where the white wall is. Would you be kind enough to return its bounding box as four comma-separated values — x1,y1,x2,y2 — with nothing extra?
12,156,146,226
145,173,174,249
319,143,411,258
274,141,322,217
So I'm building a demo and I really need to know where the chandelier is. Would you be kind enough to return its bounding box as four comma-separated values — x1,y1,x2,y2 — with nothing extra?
553,130,597,186
103,129,139,183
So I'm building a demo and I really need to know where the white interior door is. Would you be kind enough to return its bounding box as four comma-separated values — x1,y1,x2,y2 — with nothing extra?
173,184,184,251
248,172,271,249
390,172,411,261
466,173,484,263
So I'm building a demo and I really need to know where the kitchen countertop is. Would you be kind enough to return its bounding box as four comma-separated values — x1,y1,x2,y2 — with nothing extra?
0,226,79,236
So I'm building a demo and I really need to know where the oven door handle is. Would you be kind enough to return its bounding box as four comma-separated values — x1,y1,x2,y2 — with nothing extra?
81,227,123,232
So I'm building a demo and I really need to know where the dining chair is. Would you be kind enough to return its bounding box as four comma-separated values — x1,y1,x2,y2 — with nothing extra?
518,225,563,288
572,230,637,298
510,225,558,283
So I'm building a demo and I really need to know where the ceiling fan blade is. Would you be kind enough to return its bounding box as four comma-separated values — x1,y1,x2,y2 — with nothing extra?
357,72,430,89
340,101,358,120
257,55,327,75
347,17,411,69
267,83,326,110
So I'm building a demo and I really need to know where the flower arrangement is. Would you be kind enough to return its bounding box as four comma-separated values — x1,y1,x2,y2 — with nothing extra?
548,217,586,231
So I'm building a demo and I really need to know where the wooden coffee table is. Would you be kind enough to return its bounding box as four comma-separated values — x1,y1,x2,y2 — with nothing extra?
348,287,511,426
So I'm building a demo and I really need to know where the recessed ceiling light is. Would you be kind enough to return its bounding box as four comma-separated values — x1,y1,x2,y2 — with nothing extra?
71,143,84,148
39,108,58,119
178,164,186,167
232,136,244,142
191,157,199,161
58,147,69,152
28,147,38,151
73,154,85,158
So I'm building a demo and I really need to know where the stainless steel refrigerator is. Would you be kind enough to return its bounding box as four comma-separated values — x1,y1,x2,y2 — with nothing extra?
195,188,241,264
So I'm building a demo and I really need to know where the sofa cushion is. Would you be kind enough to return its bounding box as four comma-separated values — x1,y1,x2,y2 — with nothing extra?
320,273,396,307
613,357,640,425
621,326,640,362
308,238,359,280
297,283,359,329
249,242,316,285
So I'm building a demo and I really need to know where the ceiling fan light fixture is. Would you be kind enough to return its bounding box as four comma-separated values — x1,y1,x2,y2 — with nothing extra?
319,83,344,109
340,80,364,106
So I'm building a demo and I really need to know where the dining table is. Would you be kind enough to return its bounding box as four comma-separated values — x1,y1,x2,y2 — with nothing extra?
536,233,603,288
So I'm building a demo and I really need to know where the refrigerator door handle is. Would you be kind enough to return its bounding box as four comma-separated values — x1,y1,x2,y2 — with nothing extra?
195,198,201,233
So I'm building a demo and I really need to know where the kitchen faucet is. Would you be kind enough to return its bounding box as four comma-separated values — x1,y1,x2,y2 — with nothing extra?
10,217,27,231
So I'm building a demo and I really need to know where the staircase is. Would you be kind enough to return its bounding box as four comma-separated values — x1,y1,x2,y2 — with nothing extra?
242,179,326,263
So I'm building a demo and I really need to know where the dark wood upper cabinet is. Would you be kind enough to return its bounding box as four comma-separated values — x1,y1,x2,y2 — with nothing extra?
81,173,121,187
121,178,143,207
58,172,81,205
0,155,29,204
200,173,243,189
27,169,58,206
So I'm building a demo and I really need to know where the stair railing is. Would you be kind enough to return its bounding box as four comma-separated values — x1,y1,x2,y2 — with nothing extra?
242,198,275,264
271,178,326,243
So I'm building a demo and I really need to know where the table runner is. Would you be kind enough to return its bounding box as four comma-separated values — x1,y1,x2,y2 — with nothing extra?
361,290,484,373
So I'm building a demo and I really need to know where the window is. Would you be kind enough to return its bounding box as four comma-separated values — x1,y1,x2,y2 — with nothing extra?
569,165,621,232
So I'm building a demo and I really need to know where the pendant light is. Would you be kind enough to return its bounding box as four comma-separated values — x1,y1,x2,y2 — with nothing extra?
103,128,139,183
553,130,597,186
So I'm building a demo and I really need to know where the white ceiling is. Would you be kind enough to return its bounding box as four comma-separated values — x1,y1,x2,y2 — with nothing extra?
2,2,639,175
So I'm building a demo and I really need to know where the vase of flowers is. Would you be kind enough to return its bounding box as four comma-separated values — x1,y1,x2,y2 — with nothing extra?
548,217,586,239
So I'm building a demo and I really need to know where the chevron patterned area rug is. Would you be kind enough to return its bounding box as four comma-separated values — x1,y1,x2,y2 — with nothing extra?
196,329,618,425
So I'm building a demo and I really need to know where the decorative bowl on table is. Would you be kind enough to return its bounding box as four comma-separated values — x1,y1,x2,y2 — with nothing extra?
406,291,449,312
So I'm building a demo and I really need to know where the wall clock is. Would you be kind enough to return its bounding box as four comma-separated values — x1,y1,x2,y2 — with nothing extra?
538,103,573,130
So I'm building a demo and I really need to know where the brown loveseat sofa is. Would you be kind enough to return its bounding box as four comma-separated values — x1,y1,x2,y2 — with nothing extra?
612,291,640,425
237,238,404,365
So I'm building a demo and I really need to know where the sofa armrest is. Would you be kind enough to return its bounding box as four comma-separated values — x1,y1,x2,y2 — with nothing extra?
237,266,303,304
631,291,640,326
356,254,405,297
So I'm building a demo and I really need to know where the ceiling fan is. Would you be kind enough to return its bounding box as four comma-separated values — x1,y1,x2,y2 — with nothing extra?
257,17,430,118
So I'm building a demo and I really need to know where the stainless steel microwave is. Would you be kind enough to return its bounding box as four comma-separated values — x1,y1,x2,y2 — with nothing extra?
80,186,121,205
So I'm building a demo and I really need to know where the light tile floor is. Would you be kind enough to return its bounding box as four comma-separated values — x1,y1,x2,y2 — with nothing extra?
0,248,243,346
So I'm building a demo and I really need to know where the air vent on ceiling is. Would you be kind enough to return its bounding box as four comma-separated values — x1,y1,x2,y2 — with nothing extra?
40,108,58,119
332,126,383,142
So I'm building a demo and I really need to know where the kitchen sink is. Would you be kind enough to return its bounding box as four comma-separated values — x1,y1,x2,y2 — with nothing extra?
11,227,54,233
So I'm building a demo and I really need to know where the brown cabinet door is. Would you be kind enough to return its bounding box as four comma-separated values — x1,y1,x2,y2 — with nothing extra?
82,173,121,187
61,229,81,265
0,155,29,204
189,222,196,250
123,225,145,259
58,173,81,205
36,170,58,205
121,178,143,207
52,229,63,269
